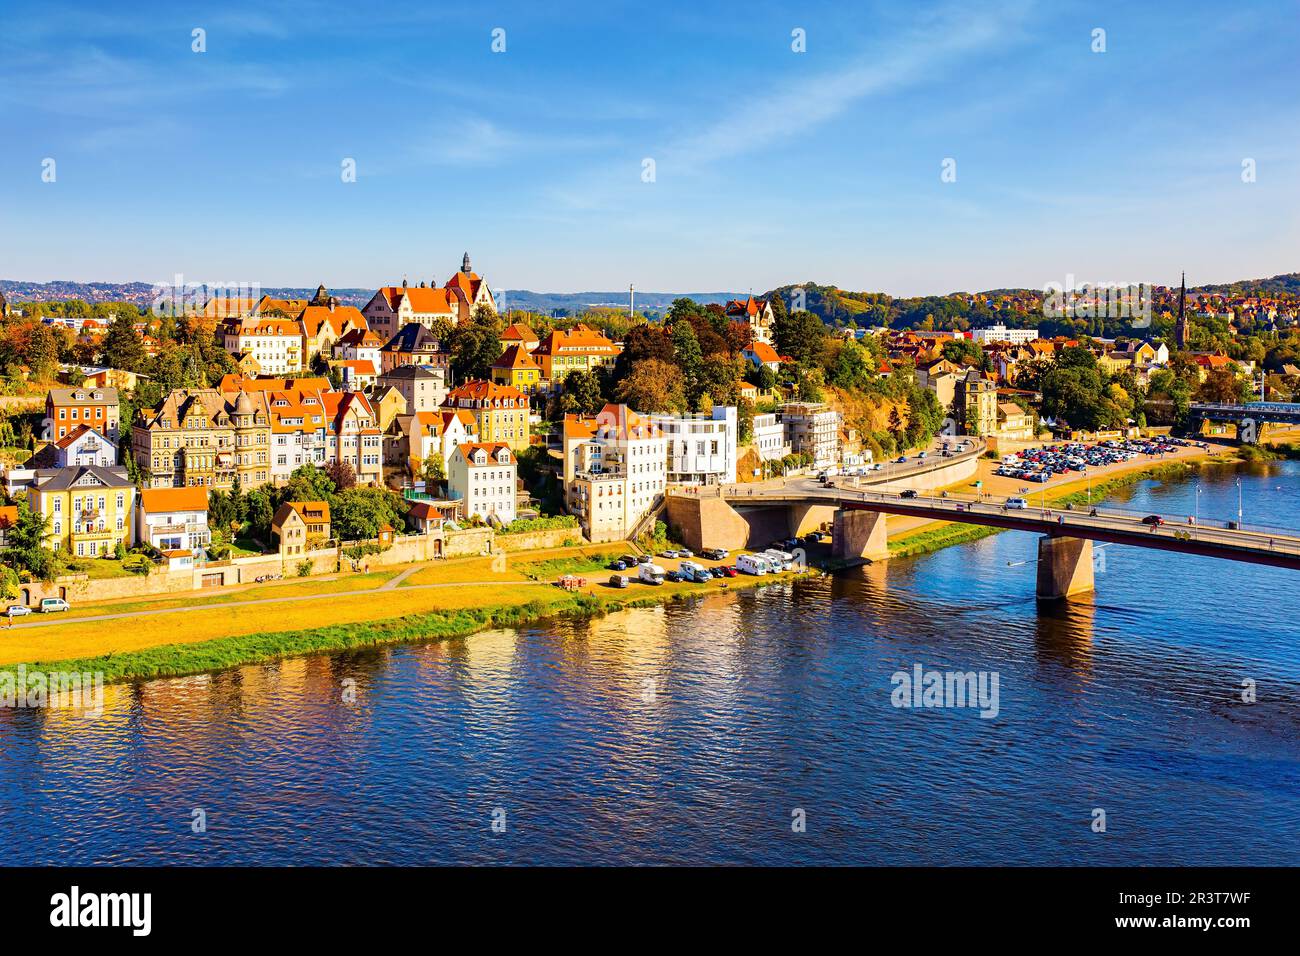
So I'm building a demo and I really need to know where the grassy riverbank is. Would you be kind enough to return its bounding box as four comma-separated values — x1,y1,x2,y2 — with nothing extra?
2,560,810,685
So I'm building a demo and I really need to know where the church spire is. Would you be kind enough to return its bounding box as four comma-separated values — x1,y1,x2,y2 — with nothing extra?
1175,271,1188,349
462,251,472,274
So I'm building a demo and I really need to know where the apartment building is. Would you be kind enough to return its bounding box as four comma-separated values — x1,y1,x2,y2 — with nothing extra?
133,389,272,489
491,344,544,394
653,405,738,485
221,316,304,375
136,486,210,553
48,424,117,468
954,370,999,437
751,413,790,462
46,387,120,443
448,442,517,525
562,404,666,542
378,364,449,414
379,323,451,374
779,402,842,469
971,324,1040,345
29,464,135,557
442,380,530,451
533,325,621,385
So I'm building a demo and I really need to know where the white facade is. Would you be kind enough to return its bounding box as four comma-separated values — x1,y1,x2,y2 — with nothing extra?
751,413,790,462
780,402,842,469
449,443,517,525
136,491,211,553
53,426,117,468
222,320,303,374
972,324,1039,345
654,405,738,485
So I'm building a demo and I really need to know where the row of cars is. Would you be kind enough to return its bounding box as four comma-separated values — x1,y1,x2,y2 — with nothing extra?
606,542,813,588
994,437,1193,483
7,597,71,618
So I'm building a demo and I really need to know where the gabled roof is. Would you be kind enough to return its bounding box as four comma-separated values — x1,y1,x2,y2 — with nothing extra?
301,304,366,337
444,380,527,405
54,423,113,450
273,500,331,529
492,344,540,371
535,326,620,356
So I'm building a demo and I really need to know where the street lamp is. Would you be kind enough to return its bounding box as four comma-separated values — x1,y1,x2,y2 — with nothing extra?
1236,477,1243,529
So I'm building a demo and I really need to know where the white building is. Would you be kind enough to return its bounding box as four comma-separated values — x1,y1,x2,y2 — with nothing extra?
751,413,790,462
448,442,517,525
653,405,738,486
221,317,303,374
136,486,211,554
972,324,1040,345
780,402,841,469
51,425,116,468
562,404,667,542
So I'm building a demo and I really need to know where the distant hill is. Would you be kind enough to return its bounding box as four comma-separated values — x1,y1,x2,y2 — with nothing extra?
0,279,742,317
1197,273,1300,296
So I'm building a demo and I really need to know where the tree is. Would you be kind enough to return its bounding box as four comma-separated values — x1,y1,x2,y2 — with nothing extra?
1,502,57,581
101,313,149,372
332,487,402,540
422,454,445,484
325,459,357,490
27,323,58,381
613,358,686,413
773,308,828,367
671,320,704,392
558,369,604,415
448,305,503,382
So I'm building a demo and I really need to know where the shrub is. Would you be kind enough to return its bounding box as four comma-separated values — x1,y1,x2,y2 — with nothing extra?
296,560,312,577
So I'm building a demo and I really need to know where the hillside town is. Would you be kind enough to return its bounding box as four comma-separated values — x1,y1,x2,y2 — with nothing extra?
1,261,1298,608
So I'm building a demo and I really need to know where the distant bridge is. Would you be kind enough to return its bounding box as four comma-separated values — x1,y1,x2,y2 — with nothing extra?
1190,402,1300,443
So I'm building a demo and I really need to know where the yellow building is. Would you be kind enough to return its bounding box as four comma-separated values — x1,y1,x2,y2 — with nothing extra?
491,344,544,394
534,325,621,385
30,464,136,557
441,380,531,451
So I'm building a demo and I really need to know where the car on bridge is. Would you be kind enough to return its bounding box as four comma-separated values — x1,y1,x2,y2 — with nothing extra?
900,489,918,499
1142,514,1164,527
1005,497,1029,509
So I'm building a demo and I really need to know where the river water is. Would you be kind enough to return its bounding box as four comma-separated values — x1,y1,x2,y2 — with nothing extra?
2,461,1297,865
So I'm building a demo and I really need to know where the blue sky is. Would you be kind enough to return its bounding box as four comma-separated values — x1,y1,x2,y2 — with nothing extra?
1,0,1297,295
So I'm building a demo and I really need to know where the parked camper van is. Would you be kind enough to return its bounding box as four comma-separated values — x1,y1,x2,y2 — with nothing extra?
639,563,665,585
736,553,770,576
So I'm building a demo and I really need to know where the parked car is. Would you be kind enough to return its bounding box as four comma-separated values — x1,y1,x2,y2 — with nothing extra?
900,489,918,499
607,560,628,571
690,569,713,583
1005,496,1029,510
677,549,694,559
636,554,651,565
619,554,639,567
720,566,738,577
6,605,32,618
701,548,728,561
660,549,679,559
608,574,629,589
1141,514,1164,527
666,570,685,583
38,598,70,614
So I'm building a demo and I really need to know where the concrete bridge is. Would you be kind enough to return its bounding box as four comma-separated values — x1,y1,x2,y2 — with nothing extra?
1191,401,1300,444
666,481,1300,601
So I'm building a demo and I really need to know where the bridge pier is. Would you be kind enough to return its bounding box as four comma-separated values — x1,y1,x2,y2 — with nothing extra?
832,509,890,563
1036,536,1095,601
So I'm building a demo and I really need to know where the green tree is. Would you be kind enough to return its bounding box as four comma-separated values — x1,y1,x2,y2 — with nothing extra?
101,313,149,372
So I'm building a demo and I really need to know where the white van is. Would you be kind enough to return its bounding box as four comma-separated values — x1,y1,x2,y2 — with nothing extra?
1005,496,1029,510
736,553,770,576
678,560,705,577
639,563,665,585
39,597,70,613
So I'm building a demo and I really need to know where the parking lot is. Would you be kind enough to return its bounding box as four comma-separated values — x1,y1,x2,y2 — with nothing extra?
993,436,1210,484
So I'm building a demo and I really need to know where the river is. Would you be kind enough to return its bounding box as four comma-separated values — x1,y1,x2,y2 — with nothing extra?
2,460,1297,865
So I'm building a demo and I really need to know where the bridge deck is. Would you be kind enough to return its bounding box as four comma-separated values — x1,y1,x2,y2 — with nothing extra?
723,487,1300,571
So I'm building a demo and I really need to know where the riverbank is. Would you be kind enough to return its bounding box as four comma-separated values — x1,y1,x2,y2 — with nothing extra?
0,546,813,685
